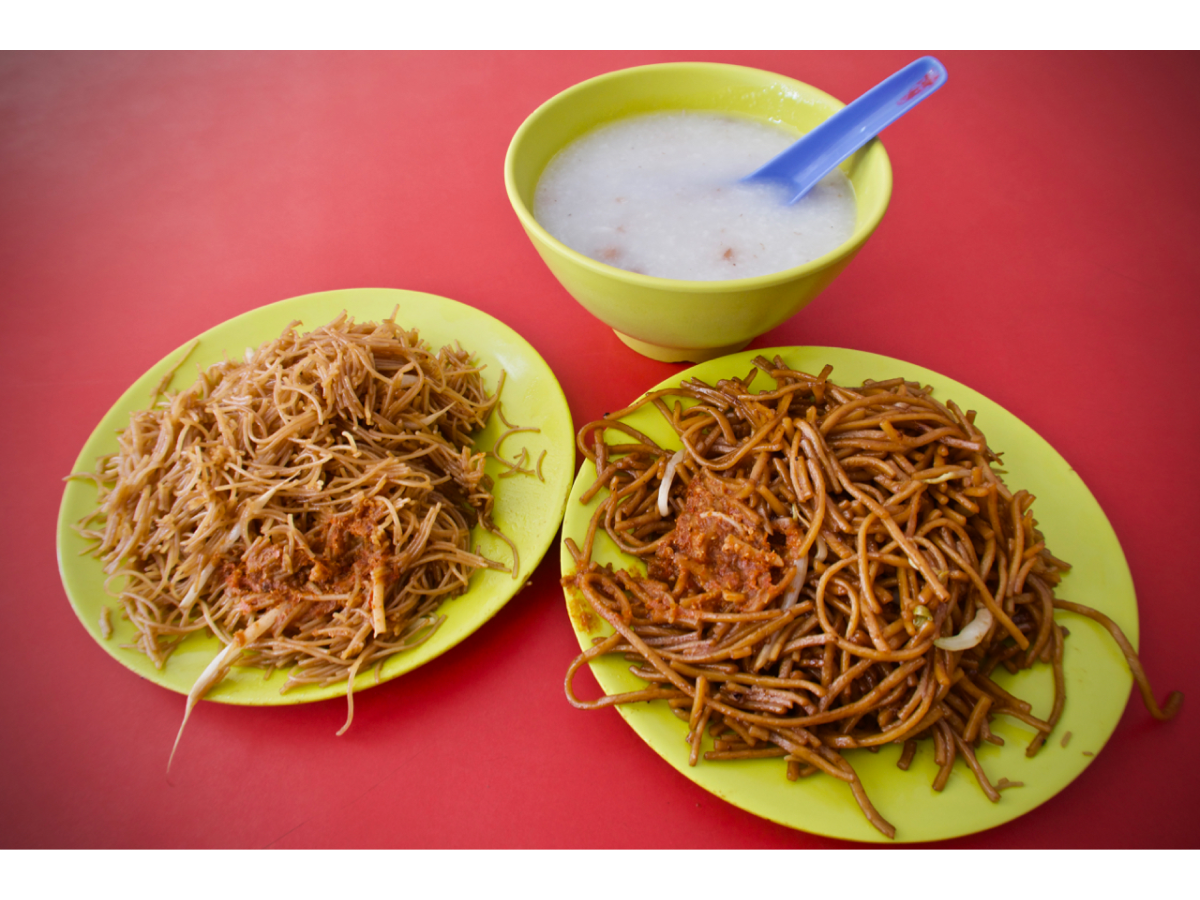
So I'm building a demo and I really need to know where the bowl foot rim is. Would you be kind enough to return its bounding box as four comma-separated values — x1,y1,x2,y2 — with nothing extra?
612,330,752,363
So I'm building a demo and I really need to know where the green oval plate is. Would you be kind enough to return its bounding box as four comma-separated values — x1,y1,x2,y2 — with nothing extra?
560,346,1137,843
58,288,575,705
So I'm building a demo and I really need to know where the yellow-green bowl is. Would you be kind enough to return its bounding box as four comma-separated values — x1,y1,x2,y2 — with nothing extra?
504,62,894,363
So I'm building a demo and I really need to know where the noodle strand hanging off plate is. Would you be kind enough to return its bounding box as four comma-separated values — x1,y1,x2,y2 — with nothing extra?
563,356,1181,839
74,312,524,760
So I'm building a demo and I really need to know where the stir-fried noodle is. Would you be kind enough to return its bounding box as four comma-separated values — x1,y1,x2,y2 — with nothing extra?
75,313,520,760
563,357,1181,838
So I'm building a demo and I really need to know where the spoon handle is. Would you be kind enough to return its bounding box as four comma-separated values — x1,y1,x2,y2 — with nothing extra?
745,56,947,204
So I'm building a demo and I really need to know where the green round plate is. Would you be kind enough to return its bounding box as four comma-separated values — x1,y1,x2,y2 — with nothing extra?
560,346,1137,843
58,288,575,705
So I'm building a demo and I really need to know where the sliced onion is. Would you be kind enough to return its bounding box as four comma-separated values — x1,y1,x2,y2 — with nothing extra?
369,566,389,636
179,561,215,613
169,607,282,771
657,449,685,517
222,523,242,549
781,554,809,608
815,534,828,564
699,510,745,533
934,606,994,651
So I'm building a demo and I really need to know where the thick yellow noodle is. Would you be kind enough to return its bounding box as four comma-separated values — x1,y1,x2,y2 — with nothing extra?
563,356,1180,838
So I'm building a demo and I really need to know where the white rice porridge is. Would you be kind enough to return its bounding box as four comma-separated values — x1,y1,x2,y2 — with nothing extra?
533,111,858,281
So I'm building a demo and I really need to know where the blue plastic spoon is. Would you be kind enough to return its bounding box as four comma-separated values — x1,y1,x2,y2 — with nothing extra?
743,56,947,204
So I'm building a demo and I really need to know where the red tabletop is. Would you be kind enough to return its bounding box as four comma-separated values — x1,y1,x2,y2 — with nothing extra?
3,51,1197,849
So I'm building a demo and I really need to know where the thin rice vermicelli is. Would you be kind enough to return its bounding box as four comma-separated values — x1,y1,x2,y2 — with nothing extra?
73,313,523,761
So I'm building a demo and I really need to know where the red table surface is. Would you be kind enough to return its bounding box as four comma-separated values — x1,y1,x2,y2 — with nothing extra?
2,50,1197,850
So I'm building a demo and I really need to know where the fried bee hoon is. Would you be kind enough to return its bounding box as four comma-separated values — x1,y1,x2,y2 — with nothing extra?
74,313,517,761
563,357,1181,838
